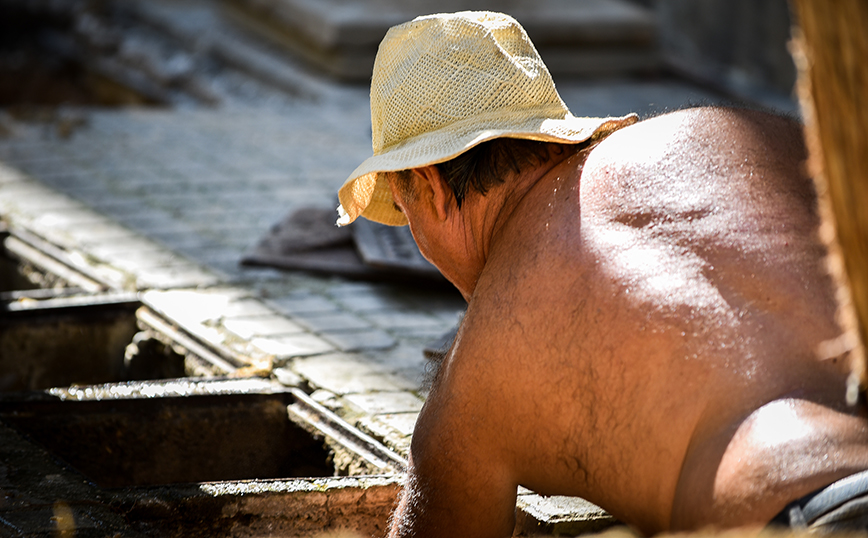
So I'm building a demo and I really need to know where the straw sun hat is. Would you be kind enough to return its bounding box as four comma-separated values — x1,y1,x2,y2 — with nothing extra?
336,10,638,227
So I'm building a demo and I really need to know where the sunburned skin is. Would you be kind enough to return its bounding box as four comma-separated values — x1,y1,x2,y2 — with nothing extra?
385,107,868,537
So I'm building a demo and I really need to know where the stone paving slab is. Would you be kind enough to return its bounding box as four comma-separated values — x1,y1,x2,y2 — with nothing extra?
516,493,620,535
355,413,420,457
344,391,425,416
320,328,397,353
222,315,307,339
294,311,376,333
292,352,419,396
266,292,342,315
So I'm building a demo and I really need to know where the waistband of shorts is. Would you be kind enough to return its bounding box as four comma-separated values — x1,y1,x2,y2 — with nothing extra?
771,469,868,527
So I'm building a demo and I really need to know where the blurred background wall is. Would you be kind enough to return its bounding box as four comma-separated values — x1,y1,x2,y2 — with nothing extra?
644,0,797,104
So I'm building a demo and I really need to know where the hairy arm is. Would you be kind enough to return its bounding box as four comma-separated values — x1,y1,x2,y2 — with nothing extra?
388,453,517,538
387,350,520,538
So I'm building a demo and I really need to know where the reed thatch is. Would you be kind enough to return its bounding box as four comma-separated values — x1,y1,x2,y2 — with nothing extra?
789,0,868,403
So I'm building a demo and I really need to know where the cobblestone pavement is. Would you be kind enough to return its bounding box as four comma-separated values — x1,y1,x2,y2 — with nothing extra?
0,0,798,529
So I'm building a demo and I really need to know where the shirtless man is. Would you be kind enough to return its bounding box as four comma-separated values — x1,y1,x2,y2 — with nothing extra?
336,11,868,537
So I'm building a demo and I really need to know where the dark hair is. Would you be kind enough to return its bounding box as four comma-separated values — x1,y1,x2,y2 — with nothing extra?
390,138,574,209
436,138,566,207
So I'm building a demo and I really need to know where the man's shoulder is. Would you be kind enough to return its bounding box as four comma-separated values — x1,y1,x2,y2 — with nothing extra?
583,106,801,166
580,105,807,218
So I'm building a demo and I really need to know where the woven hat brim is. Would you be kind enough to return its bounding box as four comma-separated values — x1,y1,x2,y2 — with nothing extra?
337,111,638,226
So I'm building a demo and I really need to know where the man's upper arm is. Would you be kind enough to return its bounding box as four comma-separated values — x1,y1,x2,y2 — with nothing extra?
390,446,517,538
389,358,519,538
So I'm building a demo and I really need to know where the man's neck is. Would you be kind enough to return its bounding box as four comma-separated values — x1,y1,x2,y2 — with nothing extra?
455,145,581,297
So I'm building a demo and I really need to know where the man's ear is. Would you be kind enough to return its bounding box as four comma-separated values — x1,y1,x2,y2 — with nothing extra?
412,165,454,222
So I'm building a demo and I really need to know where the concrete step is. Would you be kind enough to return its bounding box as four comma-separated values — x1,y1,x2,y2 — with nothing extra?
225,0,660,81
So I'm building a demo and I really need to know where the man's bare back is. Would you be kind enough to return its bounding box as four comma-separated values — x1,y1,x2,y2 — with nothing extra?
387,107,868,536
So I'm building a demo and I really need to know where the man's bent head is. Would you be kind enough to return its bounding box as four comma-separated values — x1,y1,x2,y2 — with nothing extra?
335,10,636,227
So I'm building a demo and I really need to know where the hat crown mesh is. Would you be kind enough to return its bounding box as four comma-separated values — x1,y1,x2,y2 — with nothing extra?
370,11,568,155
